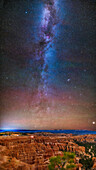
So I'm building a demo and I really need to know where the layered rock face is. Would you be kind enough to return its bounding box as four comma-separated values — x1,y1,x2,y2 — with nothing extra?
0,134,96,169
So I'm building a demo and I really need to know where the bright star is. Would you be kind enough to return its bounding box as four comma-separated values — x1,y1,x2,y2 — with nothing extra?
67,78,70,82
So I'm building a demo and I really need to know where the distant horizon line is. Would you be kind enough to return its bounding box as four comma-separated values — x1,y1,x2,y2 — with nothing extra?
0,129,96,132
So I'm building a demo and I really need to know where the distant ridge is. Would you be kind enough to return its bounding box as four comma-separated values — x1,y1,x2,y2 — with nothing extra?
0,129,96,135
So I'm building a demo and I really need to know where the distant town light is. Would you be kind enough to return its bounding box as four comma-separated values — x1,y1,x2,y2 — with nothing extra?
31,135,34,138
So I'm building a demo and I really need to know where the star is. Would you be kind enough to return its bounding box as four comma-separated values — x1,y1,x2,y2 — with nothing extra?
69,96,72,99
92,122,95,125
67,78,71,82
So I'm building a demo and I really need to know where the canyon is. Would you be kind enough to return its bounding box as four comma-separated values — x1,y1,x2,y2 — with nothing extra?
0,133,96,169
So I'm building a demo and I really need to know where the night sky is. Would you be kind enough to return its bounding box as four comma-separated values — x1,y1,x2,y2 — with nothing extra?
0,0,96,130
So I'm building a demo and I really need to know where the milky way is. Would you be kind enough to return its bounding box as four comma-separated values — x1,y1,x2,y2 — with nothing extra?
38,0,57,100
0,0,96,130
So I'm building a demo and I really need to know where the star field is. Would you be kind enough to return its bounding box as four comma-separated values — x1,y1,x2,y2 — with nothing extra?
0,0,96,130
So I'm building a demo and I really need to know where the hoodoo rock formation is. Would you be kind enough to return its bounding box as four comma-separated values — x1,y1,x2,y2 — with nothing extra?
0,133,96,169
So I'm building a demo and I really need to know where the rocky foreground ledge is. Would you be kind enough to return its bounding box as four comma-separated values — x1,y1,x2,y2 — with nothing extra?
0,133,96,169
